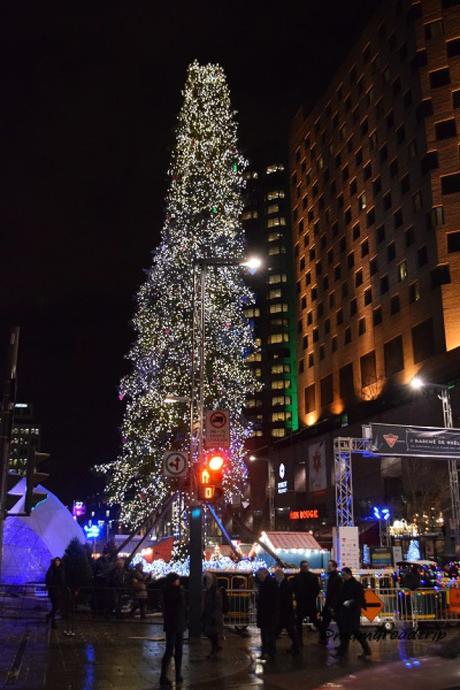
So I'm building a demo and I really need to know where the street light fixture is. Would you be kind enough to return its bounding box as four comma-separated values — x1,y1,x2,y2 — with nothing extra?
409,377,460,555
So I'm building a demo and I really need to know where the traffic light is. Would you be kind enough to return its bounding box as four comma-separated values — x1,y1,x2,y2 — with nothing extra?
25,450,49,514
197,450,225,502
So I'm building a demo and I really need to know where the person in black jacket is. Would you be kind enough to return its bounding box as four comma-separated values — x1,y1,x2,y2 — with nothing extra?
292,560,321,645
45,557,66,629
274,568,300,655
256,567,279,660
319,560,342,644
160,572,186,687
334,567,371,658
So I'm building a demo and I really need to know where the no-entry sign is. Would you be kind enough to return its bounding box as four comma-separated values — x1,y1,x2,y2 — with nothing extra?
204,409,230,449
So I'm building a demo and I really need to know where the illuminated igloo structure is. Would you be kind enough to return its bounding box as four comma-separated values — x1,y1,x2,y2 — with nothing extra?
2,479,85,584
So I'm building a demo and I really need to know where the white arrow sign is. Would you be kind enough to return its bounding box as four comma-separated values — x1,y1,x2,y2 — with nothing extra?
163,451,188,478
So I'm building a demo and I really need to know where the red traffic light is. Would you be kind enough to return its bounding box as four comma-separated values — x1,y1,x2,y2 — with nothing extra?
208,454,224,471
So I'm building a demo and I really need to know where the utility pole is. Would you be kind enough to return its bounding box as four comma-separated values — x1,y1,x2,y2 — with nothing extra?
0,327,20,580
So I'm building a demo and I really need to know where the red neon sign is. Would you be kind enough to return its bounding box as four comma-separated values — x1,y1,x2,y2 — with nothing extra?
289,509,319,520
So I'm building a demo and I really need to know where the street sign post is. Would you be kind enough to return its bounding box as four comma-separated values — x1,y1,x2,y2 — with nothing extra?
362,590,384,622
163,451,188,478
204,409,230,449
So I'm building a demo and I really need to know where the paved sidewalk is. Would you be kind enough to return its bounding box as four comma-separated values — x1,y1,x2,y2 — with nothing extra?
0,615,457,689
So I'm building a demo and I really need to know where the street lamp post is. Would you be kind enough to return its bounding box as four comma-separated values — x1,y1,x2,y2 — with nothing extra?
410,377,460,555
187,255,261,638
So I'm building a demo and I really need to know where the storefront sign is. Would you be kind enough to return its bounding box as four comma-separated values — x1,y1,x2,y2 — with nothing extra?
277,462,288,494
289,509,320,520
364,423,460,459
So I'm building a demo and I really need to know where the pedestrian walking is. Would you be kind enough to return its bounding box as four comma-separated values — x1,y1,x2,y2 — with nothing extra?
255,567,279,661
131,562,149,619
160,572,186,687
45,557,66,629
334,567,371,659
202,572,224,658
292,560,321,645
273,568,299,655
319,560,342,644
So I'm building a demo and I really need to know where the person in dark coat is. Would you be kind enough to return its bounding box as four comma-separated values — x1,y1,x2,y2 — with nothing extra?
256,567,279,660
334,567,371,658
45,557,66,629
202,572,224,657
292,560,321,644
319,560,342,644
110,557,129,618
131,562,150,619
160,572,186,687
274,568,299,655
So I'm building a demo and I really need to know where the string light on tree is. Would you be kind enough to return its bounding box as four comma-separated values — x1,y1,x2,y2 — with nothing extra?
97,61,258,527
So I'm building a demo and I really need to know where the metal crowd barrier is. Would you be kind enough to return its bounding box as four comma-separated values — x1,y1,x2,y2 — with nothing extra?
0,584,458,629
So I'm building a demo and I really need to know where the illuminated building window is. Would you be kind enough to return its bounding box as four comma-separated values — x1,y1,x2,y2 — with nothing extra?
266,190,285,201
246,352,262,362
244,308,260,318
266,163,285,174
271,428,286,438
254,338,261,348
269,289,282,300
267,203,280,215
267,217,286,229
272,412,291,422
268,232,283,242
271,380,290,390
269,303,288,314
398,260,408,281
268,333,289,345
268,273,287,284
241,209,258,220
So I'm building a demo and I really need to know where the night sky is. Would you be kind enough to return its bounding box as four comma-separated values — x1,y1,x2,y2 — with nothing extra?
1,2,376,504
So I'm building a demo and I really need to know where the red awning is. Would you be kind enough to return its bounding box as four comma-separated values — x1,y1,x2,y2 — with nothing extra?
264,531,323,551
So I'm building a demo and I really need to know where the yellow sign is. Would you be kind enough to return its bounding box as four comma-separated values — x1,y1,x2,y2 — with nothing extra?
362,590,384,622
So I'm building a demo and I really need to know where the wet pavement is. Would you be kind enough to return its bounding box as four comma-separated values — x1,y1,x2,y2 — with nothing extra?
0,615,457,689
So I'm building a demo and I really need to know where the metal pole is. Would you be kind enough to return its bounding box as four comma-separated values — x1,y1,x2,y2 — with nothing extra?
0,327,20,580
440,387,460,556
188,262,206,638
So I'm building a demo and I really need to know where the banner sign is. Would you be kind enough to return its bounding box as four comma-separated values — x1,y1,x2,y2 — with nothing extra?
308,441,327,493
364,423,460,459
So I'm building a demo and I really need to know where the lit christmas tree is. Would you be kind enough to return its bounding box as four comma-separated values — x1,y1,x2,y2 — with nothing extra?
98,61,257,527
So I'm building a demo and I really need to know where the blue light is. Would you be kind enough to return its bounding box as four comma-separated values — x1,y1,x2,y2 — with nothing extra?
84,524,101,539
191,507,202,520
373,506,381,519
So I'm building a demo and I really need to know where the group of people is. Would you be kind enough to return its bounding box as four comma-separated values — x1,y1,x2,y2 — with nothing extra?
159,560,371,686
255,559,371,661
45,555,151,632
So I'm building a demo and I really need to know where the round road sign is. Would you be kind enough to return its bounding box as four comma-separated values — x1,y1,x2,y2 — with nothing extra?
163,452,188,478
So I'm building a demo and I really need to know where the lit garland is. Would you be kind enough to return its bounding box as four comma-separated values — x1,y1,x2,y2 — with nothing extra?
131,553,267,579
97,61,258,525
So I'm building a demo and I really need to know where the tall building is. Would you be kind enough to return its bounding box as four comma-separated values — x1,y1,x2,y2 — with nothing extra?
290,0,460,427
242,162,299,446
10,402,41,473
